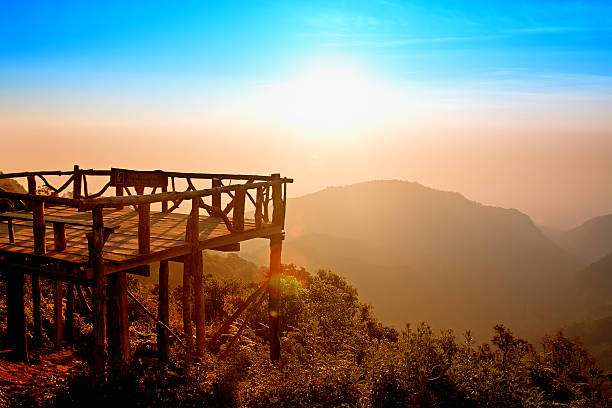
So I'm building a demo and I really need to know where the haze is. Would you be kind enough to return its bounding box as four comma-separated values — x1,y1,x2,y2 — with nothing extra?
2,1,612,228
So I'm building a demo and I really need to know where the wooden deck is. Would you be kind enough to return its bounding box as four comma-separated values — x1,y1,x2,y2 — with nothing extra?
0,167,290,367
0,207,268,267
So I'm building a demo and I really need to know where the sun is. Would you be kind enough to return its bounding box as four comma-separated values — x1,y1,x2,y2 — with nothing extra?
243,62,407,135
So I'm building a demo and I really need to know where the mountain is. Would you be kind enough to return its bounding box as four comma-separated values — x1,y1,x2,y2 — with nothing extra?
558,214,612,262
562,252,612,369
243,180,584,340
0,173,27,194
564,251,612,322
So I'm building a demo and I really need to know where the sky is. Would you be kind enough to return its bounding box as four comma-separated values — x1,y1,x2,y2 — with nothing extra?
1,0,611,228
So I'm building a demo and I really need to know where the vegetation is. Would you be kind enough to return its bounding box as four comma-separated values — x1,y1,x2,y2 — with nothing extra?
1,262,610,407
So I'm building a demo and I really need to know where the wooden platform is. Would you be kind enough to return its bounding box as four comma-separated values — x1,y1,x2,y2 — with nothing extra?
0,206,278,271
0,167,290,367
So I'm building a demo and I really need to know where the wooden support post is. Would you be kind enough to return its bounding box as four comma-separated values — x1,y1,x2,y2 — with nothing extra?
53,223,66,251
90,207,107,375
255,187,264,228
212,178,221,209
7,271,28,361
7,219,14,243
53,280,63,346
271,173,283,226
115,185,124,210
157,260,170,361
138,201,151,254
73,165,81,199
268,233,283,363
32,201,46,255
32,276,42,345
31,185,45,349
65,283,75,346
182,255,194,353
161,185,168,213
233,188,245,232
191,197,206,355
107,272,130,366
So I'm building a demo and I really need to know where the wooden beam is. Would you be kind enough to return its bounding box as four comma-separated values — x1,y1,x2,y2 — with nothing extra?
268,233,283,363
53,280,63,346
157,260,170,362
77,179,292,210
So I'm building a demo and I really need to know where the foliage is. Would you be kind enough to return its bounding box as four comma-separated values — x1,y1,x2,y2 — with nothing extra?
2,264,612,407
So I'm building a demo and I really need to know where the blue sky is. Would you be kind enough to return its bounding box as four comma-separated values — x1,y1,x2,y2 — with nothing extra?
2,0,612,90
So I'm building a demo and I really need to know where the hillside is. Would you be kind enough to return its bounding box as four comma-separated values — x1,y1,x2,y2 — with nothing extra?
0,173,27,193
243,180,584,340
559,213,612,262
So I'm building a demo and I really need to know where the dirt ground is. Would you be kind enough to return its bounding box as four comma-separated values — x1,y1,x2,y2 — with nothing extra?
0,348,78,405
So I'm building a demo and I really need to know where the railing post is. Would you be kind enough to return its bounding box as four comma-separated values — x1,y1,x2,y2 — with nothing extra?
212,178,221,209
271,174,283,226
73,165,81,199
233,187,245,232
255,187,264,228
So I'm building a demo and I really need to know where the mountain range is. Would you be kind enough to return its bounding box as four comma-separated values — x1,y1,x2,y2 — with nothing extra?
243,180,610,342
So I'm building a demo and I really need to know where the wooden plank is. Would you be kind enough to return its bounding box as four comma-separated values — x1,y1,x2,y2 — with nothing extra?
0,211,121,230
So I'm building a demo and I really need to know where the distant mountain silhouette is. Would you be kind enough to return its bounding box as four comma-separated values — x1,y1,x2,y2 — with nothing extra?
0,173,26,193
243,180,584,340
564,251,612,322
558,214,612,262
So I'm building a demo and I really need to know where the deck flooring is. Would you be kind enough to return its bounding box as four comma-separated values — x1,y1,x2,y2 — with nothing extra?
0,207,259,266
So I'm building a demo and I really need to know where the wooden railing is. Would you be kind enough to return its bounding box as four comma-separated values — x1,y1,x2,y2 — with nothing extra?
0,166,292,263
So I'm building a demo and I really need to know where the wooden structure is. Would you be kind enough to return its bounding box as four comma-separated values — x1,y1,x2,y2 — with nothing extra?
0,166,291,372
